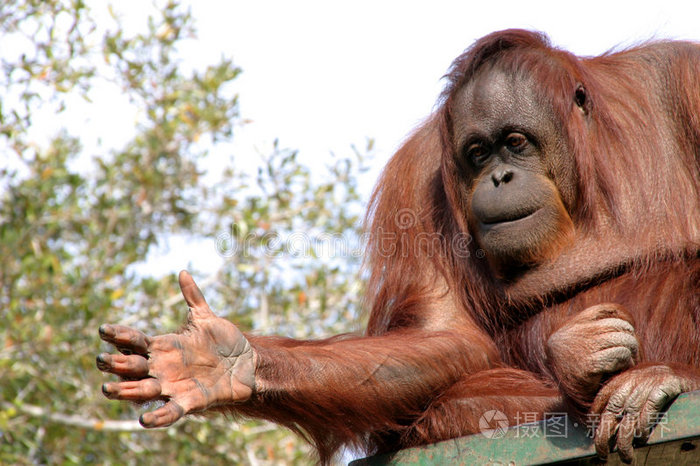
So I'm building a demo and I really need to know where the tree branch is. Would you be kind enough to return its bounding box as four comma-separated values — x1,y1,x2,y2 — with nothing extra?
2,401,281,435
2,401,150,432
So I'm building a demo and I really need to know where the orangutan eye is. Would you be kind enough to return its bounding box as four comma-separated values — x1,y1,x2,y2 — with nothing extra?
467,144,489,165
505,133,527,150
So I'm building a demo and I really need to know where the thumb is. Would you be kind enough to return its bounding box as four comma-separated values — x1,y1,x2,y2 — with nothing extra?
179,270,215,319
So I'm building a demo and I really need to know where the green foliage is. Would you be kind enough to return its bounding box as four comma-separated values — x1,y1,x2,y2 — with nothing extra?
0,1,369,464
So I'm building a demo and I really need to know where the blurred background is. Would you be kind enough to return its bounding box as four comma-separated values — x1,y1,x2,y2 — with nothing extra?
1,1,699,464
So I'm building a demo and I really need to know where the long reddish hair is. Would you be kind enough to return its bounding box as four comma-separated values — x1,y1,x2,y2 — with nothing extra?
365,29,700,334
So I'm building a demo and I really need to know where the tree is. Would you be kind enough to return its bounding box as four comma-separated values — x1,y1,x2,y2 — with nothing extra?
0,1,370,463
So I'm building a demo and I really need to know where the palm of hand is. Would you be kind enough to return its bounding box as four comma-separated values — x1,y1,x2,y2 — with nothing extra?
98,271,255,428
147,316,255,413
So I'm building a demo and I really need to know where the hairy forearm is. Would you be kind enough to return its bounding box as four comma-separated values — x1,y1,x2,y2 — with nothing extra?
234,329,499,437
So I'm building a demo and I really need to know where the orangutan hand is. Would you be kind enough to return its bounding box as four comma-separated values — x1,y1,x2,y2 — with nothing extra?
547,303,639,400
97,271,255,428
592,364,700,463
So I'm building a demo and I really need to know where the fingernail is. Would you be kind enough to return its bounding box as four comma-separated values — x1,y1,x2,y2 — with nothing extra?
99,325,113,338
139,413,153,428
102,383,112,397
96,354,109,370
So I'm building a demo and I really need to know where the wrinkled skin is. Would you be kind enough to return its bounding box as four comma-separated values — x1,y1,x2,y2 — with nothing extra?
592,365,698,463
97,271,255,428
546,306,700,463
547,303,640,400
450,67,576,272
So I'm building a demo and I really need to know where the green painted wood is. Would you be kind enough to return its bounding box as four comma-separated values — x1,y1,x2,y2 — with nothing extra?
351,390,700,465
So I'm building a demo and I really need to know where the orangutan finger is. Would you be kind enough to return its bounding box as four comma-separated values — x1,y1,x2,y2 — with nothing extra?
615,413,637,463
102,378,161,402
178,270,216,320
140,401,185,428
595,410,619,459
99,324,150,355
581,303,635,325
96,352,149,378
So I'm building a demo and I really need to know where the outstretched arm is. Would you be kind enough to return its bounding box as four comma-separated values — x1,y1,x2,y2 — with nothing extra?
97,272,499,442
238,327,498,451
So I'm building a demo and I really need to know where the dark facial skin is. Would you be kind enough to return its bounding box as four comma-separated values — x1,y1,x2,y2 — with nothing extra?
450,65,576,272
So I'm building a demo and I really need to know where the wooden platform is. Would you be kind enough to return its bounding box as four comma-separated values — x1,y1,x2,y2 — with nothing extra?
351,390,700,465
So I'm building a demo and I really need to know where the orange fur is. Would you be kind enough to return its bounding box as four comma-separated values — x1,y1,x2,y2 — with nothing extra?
224,30,699,463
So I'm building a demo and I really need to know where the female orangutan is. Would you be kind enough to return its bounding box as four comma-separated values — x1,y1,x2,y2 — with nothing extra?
97,30,700,464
